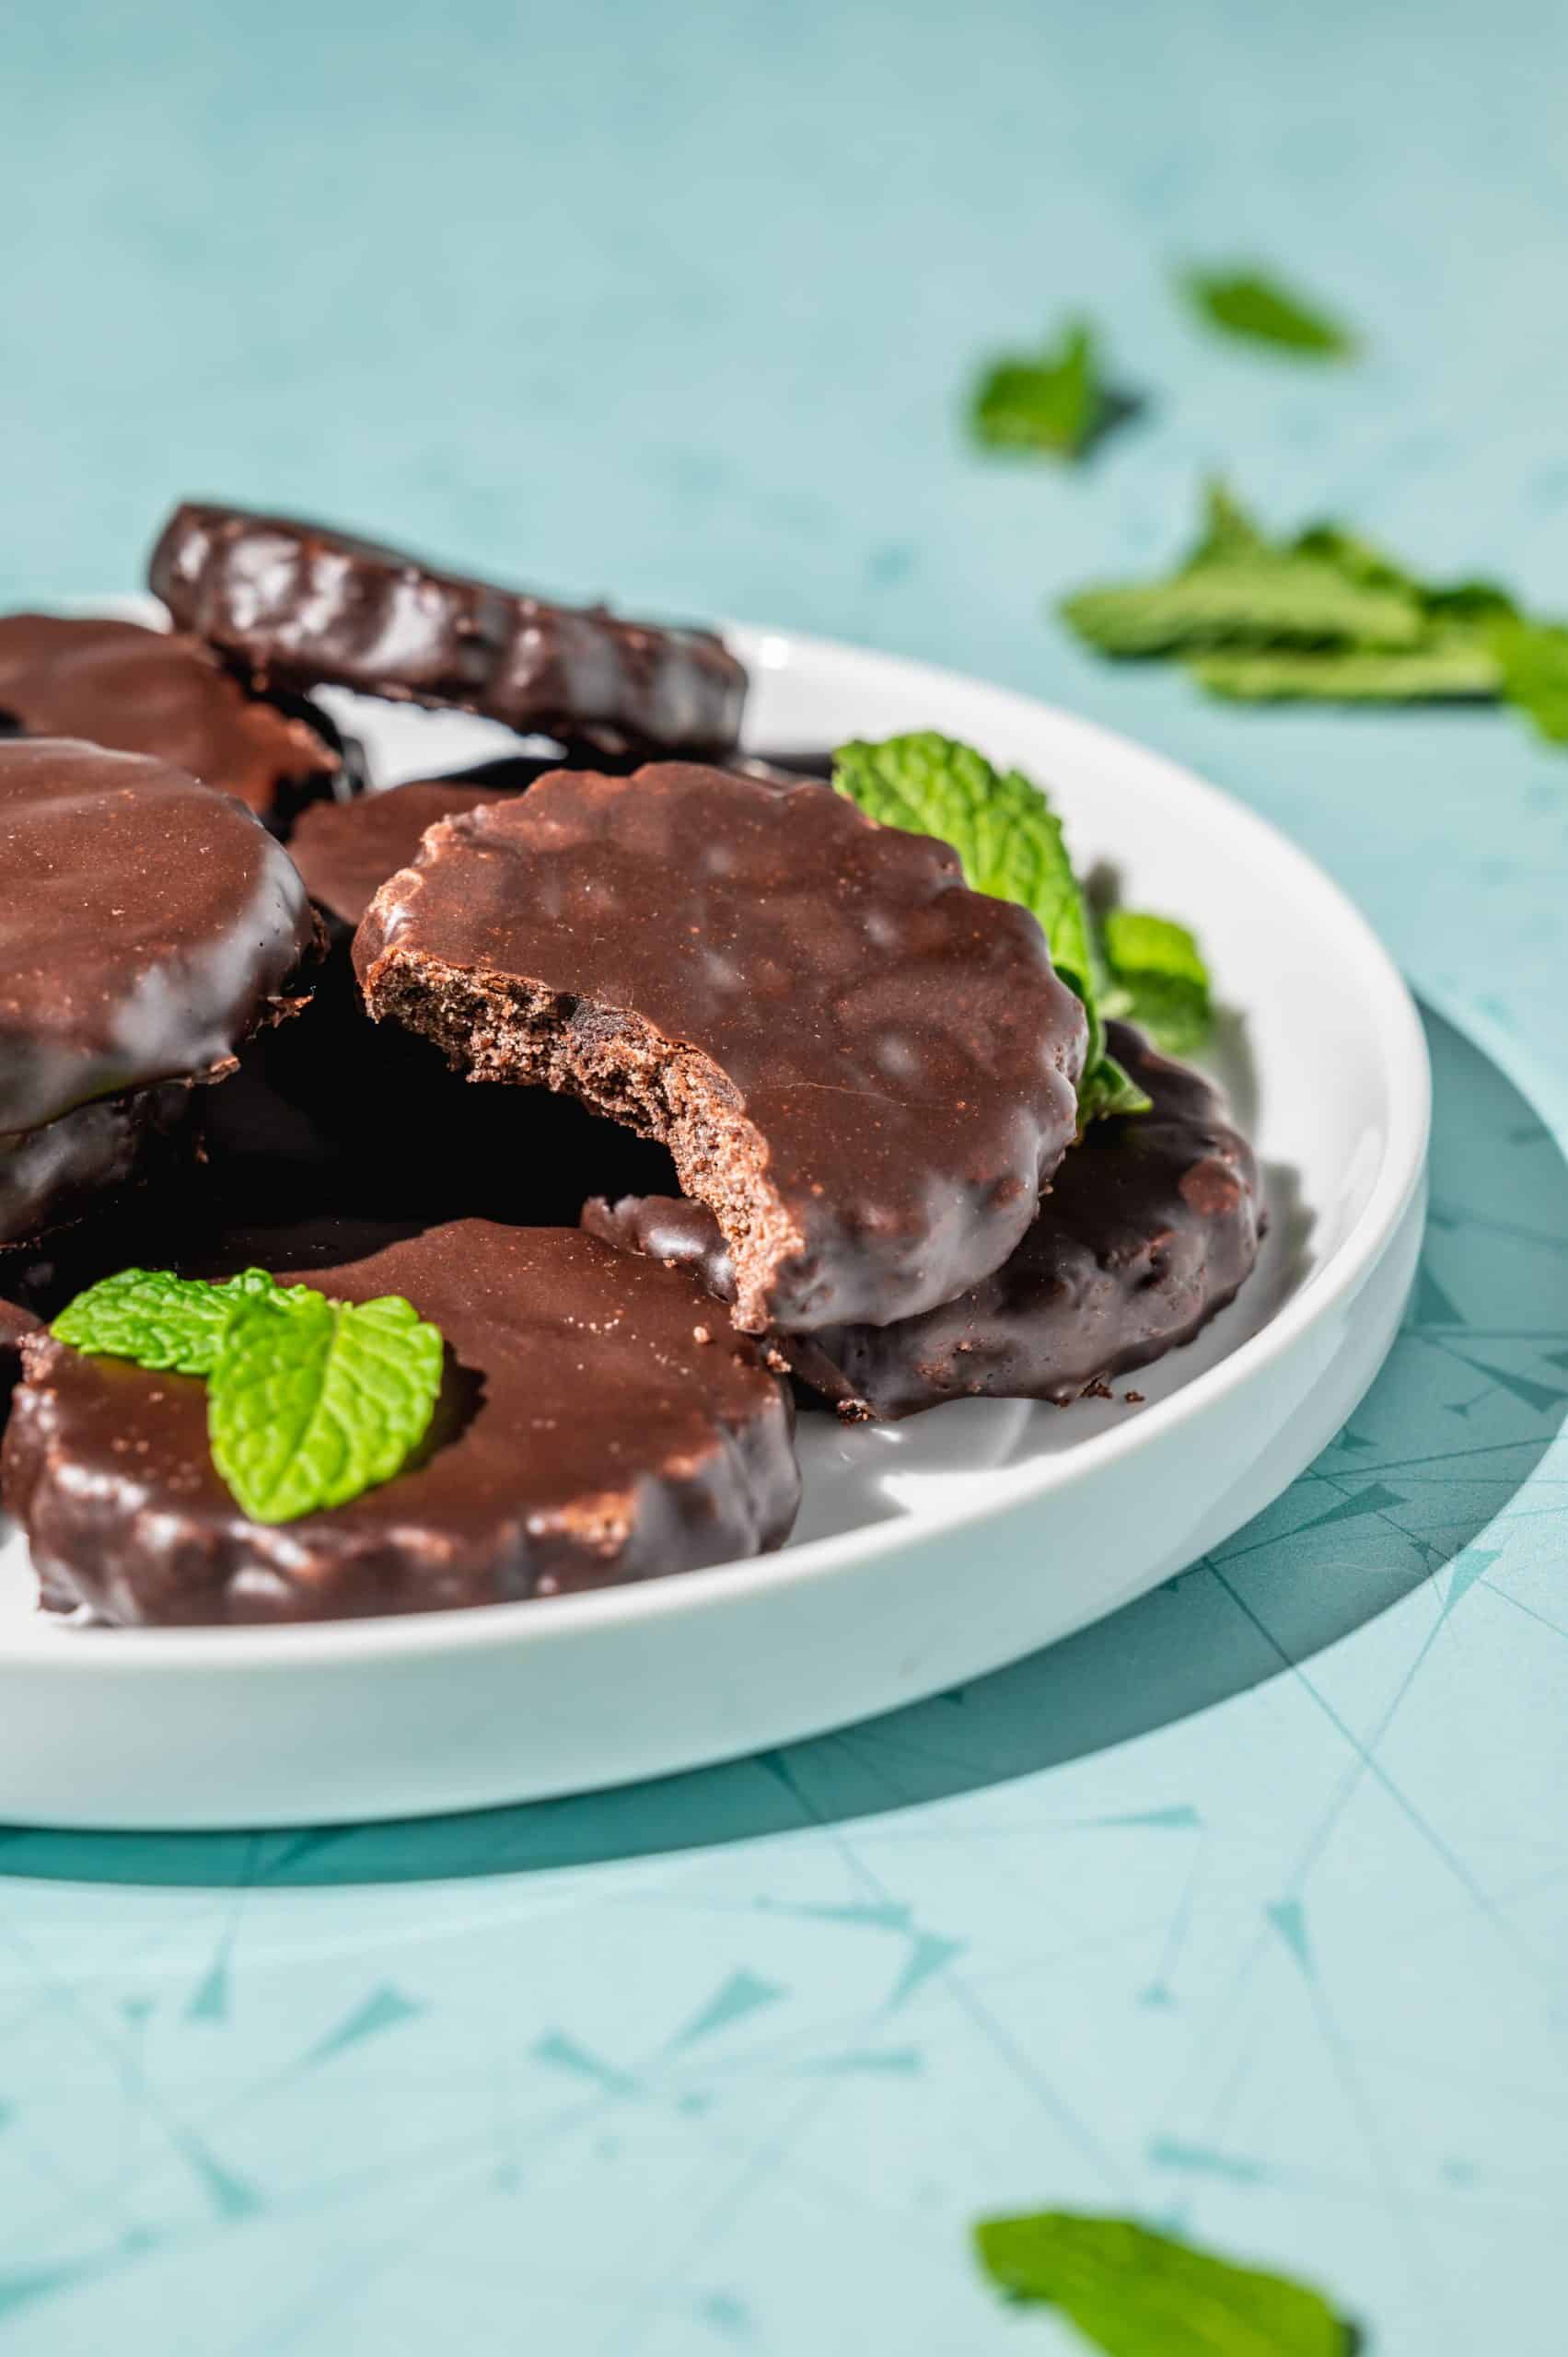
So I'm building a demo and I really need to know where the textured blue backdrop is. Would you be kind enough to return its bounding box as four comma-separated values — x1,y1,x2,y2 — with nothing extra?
1,3,1566,2351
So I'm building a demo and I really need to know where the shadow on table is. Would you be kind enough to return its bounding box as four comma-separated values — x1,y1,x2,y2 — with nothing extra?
3,1004,1563,1890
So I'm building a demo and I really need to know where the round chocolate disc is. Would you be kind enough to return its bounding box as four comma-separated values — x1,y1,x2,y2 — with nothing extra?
149,502,748,758
4,1218,800,1625
0,737,319,1140
354,763,1087,1336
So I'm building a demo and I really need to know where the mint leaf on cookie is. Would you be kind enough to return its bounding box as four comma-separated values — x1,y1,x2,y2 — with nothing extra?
52,1266,282,1376
207,1290,444,1525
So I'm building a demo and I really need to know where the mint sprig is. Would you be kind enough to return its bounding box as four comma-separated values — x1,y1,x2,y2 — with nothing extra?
1101,909,1213,1058
1062,478,1568,749
969,319,1133,463
832,731,1215,1120
1179,264,1357,360
1062,482,1426,661
974,2210,1353,2354
52,1270,444,1525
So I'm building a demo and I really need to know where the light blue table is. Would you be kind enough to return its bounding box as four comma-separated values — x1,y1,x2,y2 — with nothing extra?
2,4,1565,2349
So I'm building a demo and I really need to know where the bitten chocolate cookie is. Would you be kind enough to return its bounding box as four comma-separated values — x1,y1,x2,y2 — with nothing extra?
0,613,345,832
584,1026,1263,1417
354,763,1088,1335
149,502,747,758
4,1218,801,1625
0,737,319,1245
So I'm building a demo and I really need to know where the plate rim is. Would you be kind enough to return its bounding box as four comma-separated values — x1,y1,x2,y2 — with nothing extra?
0,617,1431,1669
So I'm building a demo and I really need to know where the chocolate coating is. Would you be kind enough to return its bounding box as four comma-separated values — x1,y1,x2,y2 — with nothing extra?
4,1218,800,1626
354,764,1087,1335
0,613,342,830
149,502,748,758
0,1082,193,1249
585,1026,1262,1418
0,738,318,1140
586,1192,740,1306
290,765,552,931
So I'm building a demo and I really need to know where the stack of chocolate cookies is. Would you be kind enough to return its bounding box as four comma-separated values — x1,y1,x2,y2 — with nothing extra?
0,502,1261,1628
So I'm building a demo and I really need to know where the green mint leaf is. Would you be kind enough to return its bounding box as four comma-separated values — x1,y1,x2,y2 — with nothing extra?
1179,265,1356,359
1190,633,1502,704
1061,479,1537,720
970,319,1121,462
1292,528,1517,629
1289,521,1421,598
1422,577,1518,627
1184,478,1268,568
52,1267,284,1376
1061,555,1423,659
1101,909,1213,1055
974,2211,1353,2355
208,1291,445,1525
1075,1052,1153,1124
1493,618,1568,745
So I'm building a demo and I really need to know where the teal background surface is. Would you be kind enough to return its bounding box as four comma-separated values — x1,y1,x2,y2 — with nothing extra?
2,2,1566,2350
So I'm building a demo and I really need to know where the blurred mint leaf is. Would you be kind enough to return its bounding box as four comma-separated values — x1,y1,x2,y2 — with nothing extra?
1185,477,1269,566
970,319,1132,461
1190,635,1502,703
1102,910,1213,1054
974,2210,1353,2354
831,731,1150,1120
1061,555,1423,658
1493,618,1568,744
52,1267,284,1376
208,1290,444,1525
1060,478,1562,735
1180,265,1356,359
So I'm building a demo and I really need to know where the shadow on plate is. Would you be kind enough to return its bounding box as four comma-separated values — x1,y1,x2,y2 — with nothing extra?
2,1004,1562,1890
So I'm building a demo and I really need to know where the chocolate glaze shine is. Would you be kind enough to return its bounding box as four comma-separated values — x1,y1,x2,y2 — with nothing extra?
149,503,748,758
0,738,319,1137
354,763,1087,1336
585,1026,1262,1418
0,613,340,828
3,1219,800,1625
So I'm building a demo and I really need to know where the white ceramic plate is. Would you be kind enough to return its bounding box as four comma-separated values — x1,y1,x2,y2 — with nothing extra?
0,617,1429,1829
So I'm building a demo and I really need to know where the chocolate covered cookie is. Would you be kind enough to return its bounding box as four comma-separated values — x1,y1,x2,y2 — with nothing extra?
354,763,1087,1334
585,1026,1262,1417
0,613,345,832
0,737,319,1244
4,1218,801,1624
149,503,747,758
